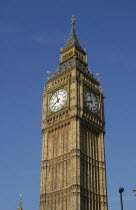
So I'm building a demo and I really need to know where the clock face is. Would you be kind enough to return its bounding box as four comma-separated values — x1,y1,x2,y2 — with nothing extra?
84,90,99,113
49,89,67,112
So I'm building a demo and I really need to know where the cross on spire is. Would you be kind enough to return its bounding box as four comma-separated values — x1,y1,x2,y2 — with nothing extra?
71,16,75,25
17,194,23,210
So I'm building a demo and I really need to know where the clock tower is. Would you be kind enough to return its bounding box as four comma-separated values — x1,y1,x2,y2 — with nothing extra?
40,18,108,210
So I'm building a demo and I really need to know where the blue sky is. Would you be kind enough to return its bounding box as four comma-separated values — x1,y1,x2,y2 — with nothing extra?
0,0,136,209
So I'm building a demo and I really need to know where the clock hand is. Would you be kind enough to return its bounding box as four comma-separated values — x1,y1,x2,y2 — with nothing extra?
53,96,60,106
52,99,58,106
56,96,60,104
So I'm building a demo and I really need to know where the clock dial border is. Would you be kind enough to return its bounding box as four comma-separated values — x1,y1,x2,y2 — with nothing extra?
47,84,69,115
49,89,67,112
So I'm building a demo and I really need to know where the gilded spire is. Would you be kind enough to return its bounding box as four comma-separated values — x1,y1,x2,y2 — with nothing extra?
61,16,86,54
17,194,23,210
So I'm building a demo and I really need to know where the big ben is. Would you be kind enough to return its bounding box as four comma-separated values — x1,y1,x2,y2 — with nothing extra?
40,17,108,210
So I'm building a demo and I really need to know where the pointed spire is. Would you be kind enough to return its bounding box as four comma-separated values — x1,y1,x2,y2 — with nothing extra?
17,194,23,210
61,16,86,54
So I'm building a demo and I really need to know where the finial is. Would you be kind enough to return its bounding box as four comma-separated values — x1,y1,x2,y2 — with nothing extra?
17,194,23,210
71,15,75,25
19,194,22,206
96,73,100,76
47,70,51,74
